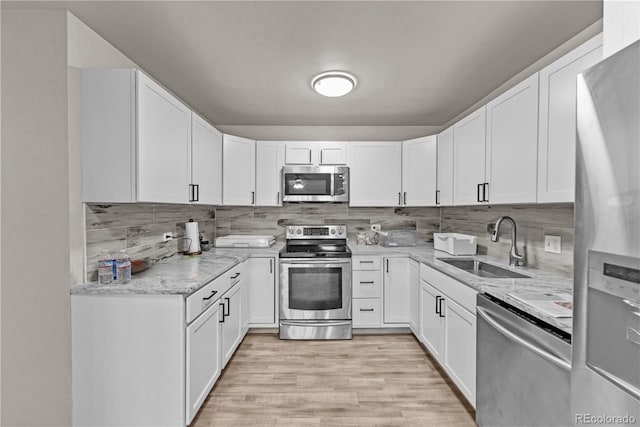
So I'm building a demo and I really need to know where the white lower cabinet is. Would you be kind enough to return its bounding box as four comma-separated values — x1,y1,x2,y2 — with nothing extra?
408,260,420,335
248,257,277,327
418,263,477,408
353,298,382,327
186,302,220,424
383,257,410,323
220,280,243,368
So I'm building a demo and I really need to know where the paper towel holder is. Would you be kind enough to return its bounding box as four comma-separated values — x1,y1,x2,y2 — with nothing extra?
183,219,202,255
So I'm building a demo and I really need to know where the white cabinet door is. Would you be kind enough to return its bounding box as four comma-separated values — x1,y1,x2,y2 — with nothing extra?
256,141,284,206
220,283,242,368
402,136,437,206
485,73,539,204
137,72,191,203
383,258,410,323
538,35,603,203
223,134,256,206
419,280,444,359
348,142,402,206
285,142,315,165
604,0,640,58
437,126,454,206
408,259,420,335
191,113,222,205
443,297,476,407
453,106,487,205
353,298,382,327
186,302,220,424
318,142,348,165
248,257,276,326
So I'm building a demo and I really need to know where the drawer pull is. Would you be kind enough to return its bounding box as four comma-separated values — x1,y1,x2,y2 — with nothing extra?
230,272,240,279
202,290,218,301
359,260,374,264
359,308,375,312
359,281,375,284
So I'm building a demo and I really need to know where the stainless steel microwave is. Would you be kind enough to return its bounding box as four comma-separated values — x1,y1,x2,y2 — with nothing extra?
282,166,349,202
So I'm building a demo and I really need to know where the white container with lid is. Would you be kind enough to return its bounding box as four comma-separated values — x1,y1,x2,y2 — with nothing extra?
433,233,478,255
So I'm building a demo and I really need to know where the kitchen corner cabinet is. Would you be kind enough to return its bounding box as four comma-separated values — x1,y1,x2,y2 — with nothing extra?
418,263,477,407
248,257,277,327
348,142,402,206
604,0,640,58
383,257,410,323
436,126,454,206
485,73,539,204
222,134,256,205
256,142,285,206
191,113,223,205
453,106,487,205
284,141,347,165
401,136,437,206
82,69,192,204
538,34,603,203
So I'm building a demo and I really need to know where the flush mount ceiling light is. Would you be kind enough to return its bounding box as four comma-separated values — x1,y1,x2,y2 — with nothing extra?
311,71,357,97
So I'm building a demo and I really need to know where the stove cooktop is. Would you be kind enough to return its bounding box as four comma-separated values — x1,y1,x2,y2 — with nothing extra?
279,243,352,259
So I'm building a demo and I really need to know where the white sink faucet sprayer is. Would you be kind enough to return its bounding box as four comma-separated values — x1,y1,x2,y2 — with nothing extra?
491,216,527,267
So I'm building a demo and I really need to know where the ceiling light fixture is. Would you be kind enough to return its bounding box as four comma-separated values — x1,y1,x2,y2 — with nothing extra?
311,71,357,97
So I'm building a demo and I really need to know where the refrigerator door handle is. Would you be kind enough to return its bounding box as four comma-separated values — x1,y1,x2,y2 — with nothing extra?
477,306,571,371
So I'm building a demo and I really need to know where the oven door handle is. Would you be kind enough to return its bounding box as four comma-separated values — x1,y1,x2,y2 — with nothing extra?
280,259,352,266
477,306,571,371
280,320,352,328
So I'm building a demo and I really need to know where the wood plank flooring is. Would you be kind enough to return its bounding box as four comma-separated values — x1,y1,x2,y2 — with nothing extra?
192,333,476,427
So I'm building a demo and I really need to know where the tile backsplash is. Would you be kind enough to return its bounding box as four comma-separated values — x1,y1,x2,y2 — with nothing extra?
85,202,573,281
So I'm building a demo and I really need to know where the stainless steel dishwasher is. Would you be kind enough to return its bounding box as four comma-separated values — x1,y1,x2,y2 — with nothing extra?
476,294,572,426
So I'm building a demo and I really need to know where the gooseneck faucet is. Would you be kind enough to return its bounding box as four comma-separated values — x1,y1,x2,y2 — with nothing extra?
491,216,527,267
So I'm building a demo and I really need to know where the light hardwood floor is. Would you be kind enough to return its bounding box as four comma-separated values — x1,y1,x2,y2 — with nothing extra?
192,333,476,426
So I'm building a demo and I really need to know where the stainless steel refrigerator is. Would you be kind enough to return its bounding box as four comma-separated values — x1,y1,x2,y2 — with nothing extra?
572,40,640,425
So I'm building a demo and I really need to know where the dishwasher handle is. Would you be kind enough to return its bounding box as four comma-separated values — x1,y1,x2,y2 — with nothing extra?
477,306,571,372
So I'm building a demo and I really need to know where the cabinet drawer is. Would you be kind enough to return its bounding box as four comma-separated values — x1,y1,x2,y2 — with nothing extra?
353,298,382,327
186,277,222,324
352,271,382,298
420,263,477,314
352,256,382,271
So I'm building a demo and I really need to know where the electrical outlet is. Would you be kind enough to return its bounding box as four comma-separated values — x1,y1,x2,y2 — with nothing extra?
544,235,561,254
371,224,381,231
163,232,174,242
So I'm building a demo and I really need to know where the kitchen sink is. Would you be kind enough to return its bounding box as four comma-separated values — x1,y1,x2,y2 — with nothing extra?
438,258,530,279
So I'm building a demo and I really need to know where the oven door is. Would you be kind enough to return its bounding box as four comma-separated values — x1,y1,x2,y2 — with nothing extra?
280,259,352,320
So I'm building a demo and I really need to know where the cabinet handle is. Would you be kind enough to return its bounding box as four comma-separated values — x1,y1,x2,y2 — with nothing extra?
203,290,218,301
359,281,375,284
270,259,273,274
359,260,374,264
320,150,323,164
435,295,441,315
251,191,255,205
224,297,230,317
438,296,445,318
359,308,375,312
386,259,389,273
477,184,483,203
403,192,407,205
309,150,312,164
188,184,194,202
194,184,199,202
483,183,489,202
398,192,402,206
277,191,280,205
220,302,226,322
230,272,240,280
435,190,440,205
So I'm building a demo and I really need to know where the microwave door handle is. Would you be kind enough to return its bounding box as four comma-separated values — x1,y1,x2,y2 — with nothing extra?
331,173,335,197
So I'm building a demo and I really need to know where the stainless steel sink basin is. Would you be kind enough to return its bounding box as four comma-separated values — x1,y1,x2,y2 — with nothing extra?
438,258,530,279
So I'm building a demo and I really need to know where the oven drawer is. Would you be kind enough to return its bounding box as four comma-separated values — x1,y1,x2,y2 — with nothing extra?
353,256,382,271
353,298,382,327
352,271,382,298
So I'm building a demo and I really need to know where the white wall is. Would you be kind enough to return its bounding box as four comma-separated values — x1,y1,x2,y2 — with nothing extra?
1,10,71,426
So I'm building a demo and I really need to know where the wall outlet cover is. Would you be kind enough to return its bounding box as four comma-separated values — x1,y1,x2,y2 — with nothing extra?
163,232,174,242
544,235,562,254
371,224,381,231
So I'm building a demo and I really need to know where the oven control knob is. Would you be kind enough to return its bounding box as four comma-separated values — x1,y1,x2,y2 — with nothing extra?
331,229,336,235
338,228,344,235
296,229,302,235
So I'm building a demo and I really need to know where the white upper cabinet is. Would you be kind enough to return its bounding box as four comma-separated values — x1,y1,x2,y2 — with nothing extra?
436,126,454,206
82,69,193,204
284,141,347,165
485,73,539,204
453,106,487,205
223,134,256,206
402,136,437,206
191,113,222,205
255,141,285,206
538,34,603,203
348,142,402,206
604,0,640,58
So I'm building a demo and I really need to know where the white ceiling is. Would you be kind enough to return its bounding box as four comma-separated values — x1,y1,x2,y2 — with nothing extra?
4,1,602,138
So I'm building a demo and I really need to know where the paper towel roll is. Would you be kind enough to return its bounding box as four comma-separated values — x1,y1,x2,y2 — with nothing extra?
185,220,201,254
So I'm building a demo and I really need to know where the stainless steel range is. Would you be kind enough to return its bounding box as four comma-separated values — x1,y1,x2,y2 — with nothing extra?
279,225,352,340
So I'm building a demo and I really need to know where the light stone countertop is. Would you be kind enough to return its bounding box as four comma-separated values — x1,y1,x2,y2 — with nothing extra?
349,242,573,334
70,243,284,297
